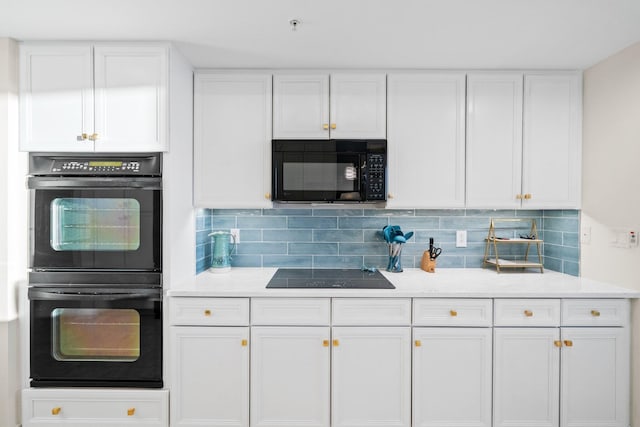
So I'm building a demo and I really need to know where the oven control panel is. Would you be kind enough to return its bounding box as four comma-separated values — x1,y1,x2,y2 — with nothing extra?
52,160,141,173
29,153,162,177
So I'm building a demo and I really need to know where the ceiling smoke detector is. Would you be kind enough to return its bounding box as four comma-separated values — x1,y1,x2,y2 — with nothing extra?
289,19,301,31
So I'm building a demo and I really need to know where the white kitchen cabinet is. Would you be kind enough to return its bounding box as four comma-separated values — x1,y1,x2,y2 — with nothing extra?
92,46,168,152
560,322,629,427
332,297,412,326
249,298,411,427
169,297,250,427
170,327,249,427
466,73,524,208
466,72,581,209
330,73,387,139
386,73,466,208
560,328,629,427
193,72,272,208
164,295,630,427
413,327,492,427
251,326,331,427
250,299,331,427
331,326,411,427
273,74,329,139
493,298,561,427
522,73,582,208
22,388,168,427
493,327,561,427
251,297,331,326
272,73,386,139
170,297,250,326
19,45,93,152
494,298,629,427
413,298,493,327
19,43,169,152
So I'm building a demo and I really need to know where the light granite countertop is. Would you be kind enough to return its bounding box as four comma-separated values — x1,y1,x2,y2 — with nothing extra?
167,268,640,299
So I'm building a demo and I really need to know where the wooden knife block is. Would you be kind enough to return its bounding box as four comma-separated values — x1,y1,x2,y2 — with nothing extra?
420,251,436,273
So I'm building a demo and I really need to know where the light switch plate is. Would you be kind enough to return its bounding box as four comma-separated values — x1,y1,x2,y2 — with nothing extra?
456,230,467,248
230,228,240,244
610,229,637,249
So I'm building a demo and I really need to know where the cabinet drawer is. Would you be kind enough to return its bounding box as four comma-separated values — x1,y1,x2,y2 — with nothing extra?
22,389,168,426
562,299,629,326
251,298,331,325
169,297,249,326
413,299,493,326
494,299,560,326
332,298,411,325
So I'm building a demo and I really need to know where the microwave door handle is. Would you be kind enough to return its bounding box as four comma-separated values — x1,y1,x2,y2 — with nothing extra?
27,177,162,190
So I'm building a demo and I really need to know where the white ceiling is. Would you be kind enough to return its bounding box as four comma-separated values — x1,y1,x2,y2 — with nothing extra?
1,0,640,70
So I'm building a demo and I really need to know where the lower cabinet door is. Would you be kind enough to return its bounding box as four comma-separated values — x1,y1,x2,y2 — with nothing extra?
170,326,249,427
561,327,629,427
331,326,411,427
493,327,560,427
251,326,331,427
413,327,492,427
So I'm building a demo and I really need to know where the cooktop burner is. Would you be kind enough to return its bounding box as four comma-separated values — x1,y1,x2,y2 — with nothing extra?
266,268,395,289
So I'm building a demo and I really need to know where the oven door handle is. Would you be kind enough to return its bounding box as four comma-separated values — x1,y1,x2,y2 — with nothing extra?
28,289,161,301
27,177,162,190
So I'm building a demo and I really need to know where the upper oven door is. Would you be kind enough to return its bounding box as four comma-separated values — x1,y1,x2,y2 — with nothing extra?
29,177,161,272
273,149,364,202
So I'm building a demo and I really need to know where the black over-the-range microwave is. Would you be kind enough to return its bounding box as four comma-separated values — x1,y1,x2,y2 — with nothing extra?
272,139,387,203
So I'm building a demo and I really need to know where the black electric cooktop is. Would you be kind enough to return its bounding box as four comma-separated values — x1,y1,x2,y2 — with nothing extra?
266,268,395,289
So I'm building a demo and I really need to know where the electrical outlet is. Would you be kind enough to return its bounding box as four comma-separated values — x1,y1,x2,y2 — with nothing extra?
230,228,240,243
581,226,591,245
456,230,467,248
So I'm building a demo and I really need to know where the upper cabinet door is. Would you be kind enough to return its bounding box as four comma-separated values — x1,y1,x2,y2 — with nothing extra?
466,73,524,208
522,73,582,209
19,44,94,152
386,73,466,208
93,45,169,152
273,74,330,139
193,72,273,208
329,73,386,139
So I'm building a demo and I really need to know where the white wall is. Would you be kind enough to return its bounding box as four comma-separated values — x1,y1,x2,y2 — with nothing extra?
581,41,640,427
0,37,26,427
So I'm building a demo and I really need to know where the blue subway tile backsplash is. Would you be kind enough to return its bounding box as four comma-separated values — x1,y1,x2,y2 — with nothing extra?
195,208,580,276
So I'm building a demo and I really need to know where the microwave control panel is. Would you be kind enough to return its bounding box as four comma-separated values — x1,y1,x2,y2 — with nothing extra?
365,153,386,200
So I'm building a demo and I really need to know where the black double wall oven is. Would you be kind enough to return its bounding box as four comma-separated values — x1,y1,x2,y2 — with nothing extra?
27,153,163,388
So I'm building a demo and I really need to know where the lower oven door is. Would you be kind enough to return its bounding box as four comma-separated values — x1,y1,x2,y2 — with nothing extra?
28,287,162,388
